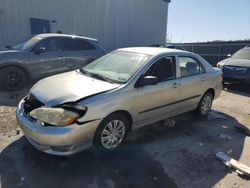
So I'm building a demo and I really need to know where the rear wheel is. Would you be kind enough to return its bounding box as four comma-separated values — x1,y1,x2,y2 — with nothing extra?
197,92,213,117
0,66,27,91
94,113,129,151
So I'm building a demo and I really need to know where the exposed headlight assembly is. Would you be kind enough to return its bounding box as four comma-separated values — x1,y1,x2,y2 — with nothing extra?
29,105,87,126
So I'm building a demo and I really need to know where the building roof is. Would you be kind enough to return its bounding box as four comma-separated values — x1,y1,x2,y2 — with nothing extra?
118,47,182,56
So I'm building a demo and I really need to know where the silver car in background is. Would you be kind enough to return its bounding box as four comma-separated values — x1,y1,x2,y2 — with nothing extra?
0,33,105,91
16,47,222,156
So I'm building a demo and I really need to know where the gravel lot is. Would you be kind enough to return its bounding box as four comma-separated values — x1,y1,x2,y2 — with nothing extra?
0,84,250,188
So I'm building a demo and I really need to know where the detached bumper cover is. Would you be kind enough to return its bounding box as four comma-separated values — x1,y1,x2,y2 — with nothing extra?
16,98,102,156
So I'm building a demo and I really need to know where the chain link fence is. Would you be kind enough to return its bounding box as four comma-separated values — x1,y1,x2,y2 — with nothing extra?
174,41,250,66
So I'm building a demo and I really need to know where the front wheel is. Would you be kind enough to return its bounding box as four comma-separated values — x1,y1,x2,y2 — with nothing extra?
197,92,213,117
94,113,129,151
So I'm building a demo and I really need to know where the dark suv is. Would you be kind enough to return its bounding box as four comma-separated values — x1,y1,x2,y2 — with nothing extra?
0,33,106,91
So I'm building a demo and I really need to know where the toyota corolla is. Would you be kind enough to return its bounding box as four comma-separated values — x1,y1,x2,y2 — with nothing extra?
16,47,222,156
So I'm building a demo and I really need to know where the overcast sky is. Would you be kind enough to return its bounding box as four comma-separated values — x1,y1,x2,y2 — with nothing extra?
168,0,250,43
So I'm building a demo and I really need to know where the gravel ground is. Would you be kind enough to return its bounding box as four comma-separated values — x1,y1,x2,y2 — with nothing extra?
0,84,250,188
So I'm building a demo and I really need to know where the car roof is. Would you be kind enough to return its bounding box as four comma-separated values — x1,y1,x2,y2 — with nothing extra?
150,43,180,47
243,46,250,50
117,47,183,56
35,33,97,41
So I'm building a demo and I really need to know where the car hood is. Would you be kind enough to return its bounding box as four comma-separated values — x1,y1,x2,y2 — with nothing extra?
0,50,23,61
223,58,250,67
0,49,20,53
30,71,121,106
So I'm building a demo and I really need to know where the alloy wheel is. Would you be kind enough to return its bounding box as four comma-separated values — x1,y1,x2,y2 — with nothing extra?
101,119,126,149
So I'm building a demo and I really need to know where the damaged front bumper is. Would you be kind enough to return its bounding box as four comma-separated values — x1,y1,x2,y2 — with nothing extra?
16,98,102,156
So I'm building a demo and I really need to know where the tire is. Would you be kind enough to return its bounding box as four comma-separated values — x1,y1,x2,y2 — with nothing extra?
0,66,27,91
197,92,213,117
93,113,129,151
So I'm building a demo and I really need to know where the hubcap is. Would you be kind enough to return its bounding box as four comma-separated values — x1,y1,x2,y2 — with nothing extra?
101,119,126,149
201,96,212,115
3,71,21,87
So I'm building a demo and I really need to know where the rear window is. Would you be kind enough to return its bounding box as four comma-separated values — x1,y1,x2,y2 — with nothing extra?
69,39,96,51
232,49,250,60
179,56,205,77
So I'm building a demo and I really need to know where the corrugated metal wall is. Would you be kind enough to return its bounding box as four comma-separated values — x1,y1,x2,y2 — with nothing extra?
0,0,168,51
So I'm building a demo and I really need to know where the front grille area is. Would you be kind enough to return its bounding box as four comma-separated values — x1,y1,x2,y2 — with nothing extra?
223,66,248,75
23,94,44,114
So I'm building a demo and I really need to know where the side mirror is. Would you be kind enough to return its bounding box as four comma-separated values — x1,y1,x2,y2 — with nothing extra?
34,47,46,54
135,76,158,88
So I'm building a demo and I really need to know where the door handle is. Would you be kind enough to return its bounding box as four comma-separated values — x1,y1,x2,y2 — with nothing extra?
201,76,206,81
172,83,180,88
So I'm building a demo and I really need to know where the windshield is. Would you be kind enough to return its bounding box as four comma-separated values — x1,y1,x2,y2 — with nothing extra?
11,37,41,50
81,51,150,83
232,49,250,60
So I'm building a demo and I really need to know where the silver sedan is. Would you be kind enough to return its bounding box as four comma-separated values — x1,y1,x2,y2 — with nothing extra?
16,47,222,156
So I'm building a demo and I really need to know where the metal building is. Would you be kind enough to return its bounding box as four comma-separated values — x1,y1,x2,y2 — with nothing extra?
0,0,170,51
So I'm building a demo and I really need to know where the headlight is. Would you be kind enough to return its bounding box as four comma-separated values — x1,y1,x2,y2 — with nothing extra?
30,106,86,126
217,63,222,68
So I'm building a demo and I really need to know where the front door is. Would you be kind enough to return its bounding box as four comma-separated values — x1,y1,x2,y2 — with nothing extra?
136,56,181,126
28,37,68,79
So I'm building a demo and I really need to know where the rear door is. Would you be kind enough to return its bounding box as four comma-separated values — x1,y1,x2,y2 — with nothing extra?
136,56,181,125
177,56,207,112
66,38,100,69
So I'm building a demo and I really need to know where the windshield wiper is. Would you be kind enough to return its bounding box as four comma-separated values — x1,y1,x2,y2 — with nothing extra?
91,73,113,83
80,69,121,84
80,69,93,77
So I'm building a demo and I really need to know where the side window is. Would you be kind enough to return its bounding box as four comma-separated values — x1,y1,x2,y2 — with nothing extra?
145,56,176,82
36,38,68,52
70,39,96,51
179,56,205,77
